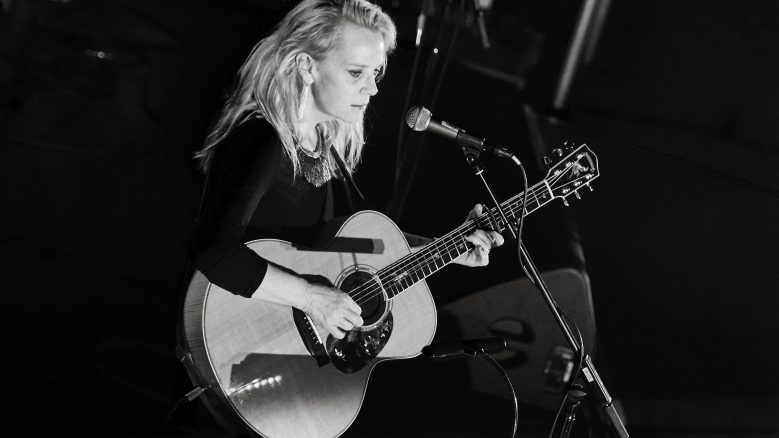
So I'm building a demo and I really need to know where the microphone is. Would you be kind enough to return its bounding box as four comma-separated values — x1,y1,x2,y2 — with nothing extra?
422,337,506,361
405,106,514,159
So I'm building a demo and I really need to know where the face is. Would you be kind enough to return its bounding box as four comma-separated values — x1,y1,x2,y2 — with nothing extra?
308,24,386,124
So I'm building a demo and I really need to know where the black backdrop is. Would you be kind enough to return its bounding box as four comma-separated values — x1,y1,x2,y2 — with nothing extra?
1,0,777,436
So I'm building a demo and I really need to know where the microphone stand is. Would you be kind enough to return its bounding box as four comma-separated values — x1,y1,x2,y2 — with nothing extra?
457,144,629,438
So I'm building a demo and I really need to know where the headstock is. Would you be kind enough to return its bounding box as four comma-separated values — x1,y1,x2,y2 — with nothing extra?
544,144,599,206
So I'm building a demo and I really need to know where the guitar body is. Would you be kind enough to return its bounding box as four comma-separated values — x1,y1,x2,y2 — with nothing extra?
181,210,437,438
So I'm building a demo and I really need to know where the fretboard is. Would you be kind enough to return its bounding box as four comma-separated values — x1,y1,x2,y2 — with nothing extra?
374,178,556,300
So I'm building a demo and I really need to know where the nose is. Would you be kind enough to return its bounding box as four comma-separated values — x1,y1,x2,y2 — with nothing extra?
363,74,378,96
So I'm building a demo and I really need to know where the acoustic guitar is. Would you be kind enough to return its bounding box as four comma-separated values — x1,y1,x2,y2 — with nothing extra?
179,145,599,437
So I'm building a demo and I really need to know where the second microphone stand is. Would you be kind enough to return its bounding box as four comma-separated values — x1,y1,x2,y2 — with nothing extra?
458,143,629,438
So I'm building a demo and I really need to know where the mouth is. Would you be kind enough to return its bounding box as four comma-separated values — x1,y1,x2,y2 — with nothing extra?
351,103,368,110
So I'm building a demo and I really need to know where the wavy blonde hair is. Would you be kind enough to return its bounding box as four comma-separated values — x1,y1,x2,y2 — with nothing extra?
194,0,397,175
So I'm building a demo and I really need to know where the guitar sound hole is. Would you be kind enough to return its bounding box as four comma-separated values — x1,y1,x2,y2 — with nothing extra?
339,270,386,327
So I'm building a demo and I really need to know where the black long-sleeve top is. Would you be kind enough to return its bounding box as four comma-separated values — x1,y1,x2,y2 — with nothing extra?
188,118,332,298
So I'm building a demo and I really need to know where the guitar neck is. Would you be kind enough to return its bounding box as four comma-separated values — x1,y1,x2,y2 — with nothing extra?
376,178,556,299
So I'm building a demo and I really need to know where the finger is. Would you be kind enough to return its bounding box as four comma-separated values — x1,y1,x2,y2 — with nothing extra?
463,236,487,255
466,230,492,251
329,325,345,339
481,245,491,262
345,297,362,314
335,317,355,332
467,203,483,219
465,236,490,258
489,231,504,247
344,312,363,328
471,246,489,266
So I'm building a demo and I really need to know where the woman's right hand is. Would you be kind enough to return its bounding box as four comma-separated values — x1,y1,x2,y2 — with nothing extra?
255,264,363,339
302,283,363,339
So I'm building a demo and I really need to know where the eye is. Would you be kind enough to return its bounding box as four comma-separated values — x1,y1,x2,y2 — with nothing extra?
349,70,362,78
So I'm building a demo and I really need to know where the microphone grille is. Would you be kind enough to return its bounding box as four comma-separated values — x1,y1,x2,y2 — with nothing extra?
405,106,431,132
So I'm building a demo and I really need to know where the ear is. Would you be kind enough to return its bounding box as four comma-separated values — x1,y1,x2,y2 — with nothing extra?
295,52,317,85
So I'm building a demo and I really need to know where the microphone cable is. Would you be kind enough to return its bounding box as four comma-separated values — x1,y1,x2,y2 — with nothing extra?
476,349,519,438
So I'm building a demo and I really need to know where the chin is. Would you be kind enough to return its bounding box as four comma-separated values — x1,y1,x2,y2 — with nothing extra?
337,113,364,125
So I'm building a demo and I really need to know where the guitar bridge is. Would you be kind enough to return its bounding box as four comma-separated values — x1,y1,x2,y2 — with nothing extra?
292,307,330,367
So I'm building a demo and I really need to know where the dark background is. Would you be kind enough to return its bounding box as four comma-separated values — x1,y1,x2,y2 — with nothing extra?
1,0,777,437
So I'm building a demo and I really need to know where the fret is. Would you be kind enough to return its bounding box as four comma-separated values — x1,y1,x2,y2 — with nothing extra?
455,239,468,255
424,250,443,275
385,282,400,298
506,187,552,220
432,251,444,269
543,180,554,200
444,250,456,262
529,186,540,208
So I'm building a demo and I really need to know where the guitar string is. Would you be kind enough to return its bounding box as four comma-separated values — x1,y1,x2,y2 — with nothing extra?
347,172,576,305
346,223,474,304
350,226,474,305
346,176,563,305
346,168,593,306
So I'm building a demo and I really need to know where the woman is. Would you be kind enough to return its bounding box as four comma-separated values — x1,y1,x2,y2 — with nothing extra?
189,0,503,341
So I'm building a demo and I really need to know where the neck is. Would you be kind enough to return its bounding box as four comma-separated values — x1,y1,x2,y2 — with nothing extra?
296,122,321,151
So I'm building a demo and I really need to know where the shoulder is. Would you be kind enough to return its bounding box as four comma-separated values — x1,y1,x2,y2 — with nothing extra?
220,117,279,158
211,117,284,185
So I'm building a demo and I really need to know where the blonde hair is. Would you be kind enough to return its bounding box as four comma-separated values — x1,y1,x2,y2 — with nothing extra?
194,0,397,175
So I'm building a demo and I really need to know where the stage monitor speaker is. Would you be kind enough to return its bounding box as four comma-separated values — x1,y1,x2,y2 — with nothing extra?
439,268,597,410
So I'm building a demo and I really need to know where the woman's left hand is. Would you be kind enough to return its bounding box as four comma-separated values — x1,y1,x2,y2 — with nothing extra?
454,204,505,267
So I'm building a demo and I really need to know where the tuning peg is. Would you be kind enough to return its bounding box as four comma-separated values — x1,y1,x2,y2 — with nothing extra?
586,183,593,191
543,156,552,166
574,191,581,200
553,148,564,157
562,198,570,207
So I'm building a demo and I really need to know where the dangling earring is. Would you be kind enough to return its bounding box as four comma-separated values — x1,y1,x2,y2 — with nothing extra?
297,83,310,121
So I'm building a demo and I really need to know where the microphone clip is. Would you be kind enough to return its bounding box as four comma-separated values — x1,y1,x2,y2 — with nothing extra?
455,132,514,160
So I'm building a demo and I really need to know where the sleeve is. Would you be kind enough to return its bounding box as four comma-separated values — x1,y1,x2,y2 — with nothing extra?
188,119,282,298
